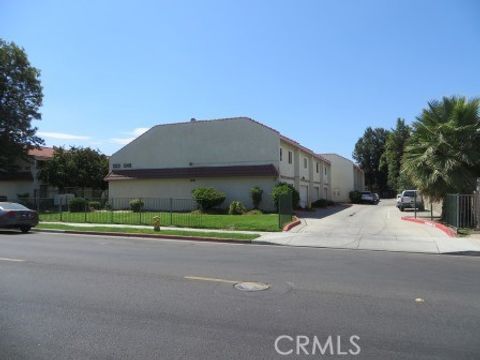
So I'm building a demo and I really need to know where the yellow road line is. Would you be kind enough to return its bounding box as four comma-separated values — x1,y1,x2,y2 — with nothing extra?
0,257,25,262
184,276,238,284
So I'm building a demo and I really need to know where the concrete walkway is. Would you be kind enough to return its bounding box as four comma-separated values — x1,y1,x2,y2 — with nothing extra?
255,200,480,254
39,221,274,235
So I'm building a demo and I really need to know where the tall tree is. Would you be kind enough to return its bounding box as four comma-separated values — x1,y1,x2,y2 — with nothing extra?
39,147,109,190
379,118,412,192
0,39,43,172
353,127,390,192
402,96,480,202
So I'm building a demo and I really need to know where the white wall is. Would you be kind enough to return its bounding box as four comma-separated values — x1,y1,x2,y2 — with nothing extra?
109,176,277,211
110,118,280,170
322,154,356,202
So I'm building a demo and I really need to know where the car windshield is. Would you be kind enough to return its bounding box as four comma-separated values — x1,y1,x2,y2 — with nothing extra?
404,191,415,197
0,202,30,211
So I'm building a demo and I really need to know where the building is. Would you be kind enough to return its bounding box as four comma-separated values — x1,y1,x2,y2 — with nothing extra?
105,117,331,210
0,147,55,201
319,153,365,203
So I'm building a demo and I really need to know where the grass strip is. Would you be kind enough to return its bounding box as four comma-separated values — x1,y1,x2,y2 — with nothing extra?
35,223,259,241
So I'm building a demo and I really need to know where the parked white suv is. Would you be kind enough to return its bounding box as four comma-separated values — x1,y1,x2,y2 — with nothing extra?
397,190,424,212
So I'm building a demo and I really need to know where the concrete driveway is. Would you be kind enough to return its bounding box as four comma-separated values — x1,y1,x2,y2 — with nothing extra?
257,199,480,254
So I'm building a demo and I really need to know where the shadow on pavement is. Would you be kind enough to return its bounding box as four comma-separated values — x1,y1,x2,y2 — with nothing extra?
295,204,352,220
0,230,25,235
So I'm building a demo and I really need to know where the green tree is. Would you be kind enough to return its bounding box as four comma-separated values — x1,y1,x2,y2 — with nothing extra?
39,147,109,190
353,127,390,192
379,118,412,192
0,39,44,172
402,96,480,203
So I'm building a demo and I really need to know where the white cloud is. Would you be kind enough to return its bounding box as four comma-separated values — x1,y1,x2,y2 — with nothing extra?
109,127,150,145
37,131,91,140
132,127,149,136
110,137,135,145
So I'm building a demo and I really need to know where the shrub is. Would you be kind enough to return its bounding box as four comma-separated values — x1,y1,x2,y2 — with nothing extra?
88,201,101,210
312,199,329,208
69,197,88,212
272,182,300,209
250,186,263,209
129,198,144,212
349,191,362,204
228,201,247,215
192,187,226,211
327,200,335,206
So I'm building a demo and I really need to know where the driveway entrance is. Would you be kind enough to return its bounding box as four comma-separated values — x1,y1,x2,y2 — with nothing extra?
257,199,480,253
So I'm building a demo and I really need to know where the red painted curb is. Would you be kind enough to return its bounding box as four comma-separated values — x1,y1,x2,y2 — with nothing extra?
283,218,301,232
34,229,252,243
401,217,457,237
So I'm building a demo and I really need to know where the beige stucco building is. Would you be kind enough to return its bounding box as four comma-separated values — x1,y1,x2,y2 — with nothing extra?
106,117,331,210
0,147,54,201
319,153,365,203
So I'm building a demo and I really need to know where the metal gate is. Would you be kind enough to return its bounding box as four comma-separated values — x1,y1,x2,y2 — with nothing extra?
444,193,480,229
278,192,293,229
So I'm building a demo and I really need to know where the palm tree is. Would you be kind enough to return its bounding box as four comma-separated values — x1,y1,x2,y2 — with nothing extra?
402,96,480,206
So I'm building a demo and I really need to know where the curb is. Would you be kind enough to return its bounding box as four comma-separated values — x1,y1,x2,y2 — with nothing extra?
283,217,301,232
34,229,252,244
401,217,457,237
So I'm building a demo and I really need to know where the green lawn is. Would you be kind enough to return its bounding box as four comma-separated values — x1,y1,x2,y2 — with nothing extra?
39,211,281,232
35,223,259,241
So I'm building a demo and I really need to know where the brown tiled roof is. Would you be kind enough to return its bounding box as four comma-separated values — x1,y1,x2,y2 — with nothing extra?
0,171,34,181
28,147,54,159
105,164,278,181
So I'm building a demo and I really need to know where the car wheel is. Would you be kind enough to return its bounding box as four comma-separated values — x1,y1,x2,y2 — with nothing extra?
20,226,31,233
399,206,404,212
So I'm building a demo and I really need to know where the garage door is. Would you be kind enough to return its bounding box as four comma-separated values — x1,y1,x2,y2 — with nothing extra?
300,185,308,208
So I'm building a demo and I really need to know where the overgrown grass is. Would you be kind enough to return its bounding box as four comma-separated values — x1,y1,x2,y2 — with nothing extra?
39,211,280,232
35,223,259,241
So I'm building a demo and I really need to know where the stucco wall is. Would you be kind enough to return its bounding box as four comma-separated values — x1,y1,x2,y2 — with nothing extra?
110,118,280,170
279,141,295,178
109,176,277,211
0,181,35,201
322,154,356,202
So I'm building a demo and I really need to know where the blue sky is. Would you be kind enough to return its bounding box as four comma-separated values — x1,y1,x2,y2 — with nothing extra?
1,0,479,159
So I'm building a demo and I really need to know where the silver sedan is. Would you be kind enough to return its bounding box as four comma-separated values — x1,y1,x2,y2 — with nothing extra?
0,202,39,233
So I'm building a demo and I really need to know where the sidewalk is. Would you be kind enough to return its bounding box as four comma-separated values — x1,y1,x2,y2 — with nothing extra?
39,221,275,235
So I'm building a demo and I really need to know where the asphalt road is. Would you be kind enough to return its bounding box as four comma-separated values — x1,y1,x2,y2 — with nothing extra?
0,231,479,359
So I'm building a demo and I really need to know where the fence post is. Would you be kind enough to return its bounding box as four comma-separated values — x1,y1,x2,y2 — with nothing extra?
110,199,114,224
169,198,173,225
456,194,460,228
59,197,63,222
430,201,433,221
414,191,417,219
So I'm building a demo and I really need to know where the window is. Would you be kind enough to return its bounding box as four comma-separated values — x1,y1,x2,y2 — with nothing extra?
304,158,307,169
324,167,328,176
288,151,292,164
112,163,121,169
123,163,132,168
316,162,319,173
280,148,283,161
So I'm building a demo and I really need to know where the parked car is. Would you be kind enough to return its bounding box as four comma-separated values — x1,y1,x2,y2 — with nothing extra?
373,193,380,204
396,193,401,205
361,191,376,204
0,202,38,233
397,190,424,212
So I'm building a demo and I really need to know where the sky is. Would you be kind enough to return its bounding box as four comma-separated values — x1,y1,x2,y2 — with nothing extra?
1,0,479,159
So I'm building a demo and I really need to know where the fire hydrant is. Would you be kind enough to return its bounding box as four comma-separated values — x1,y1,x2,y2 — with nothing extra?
152,216,161,232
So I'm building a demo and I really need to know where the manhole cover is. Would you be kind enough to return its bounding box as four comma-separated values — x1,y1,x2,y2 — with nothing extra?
234,282,270,292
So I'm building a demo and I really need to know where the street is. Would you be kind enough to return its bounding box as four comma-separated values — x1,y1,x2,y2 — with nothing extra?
0,231,479,359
